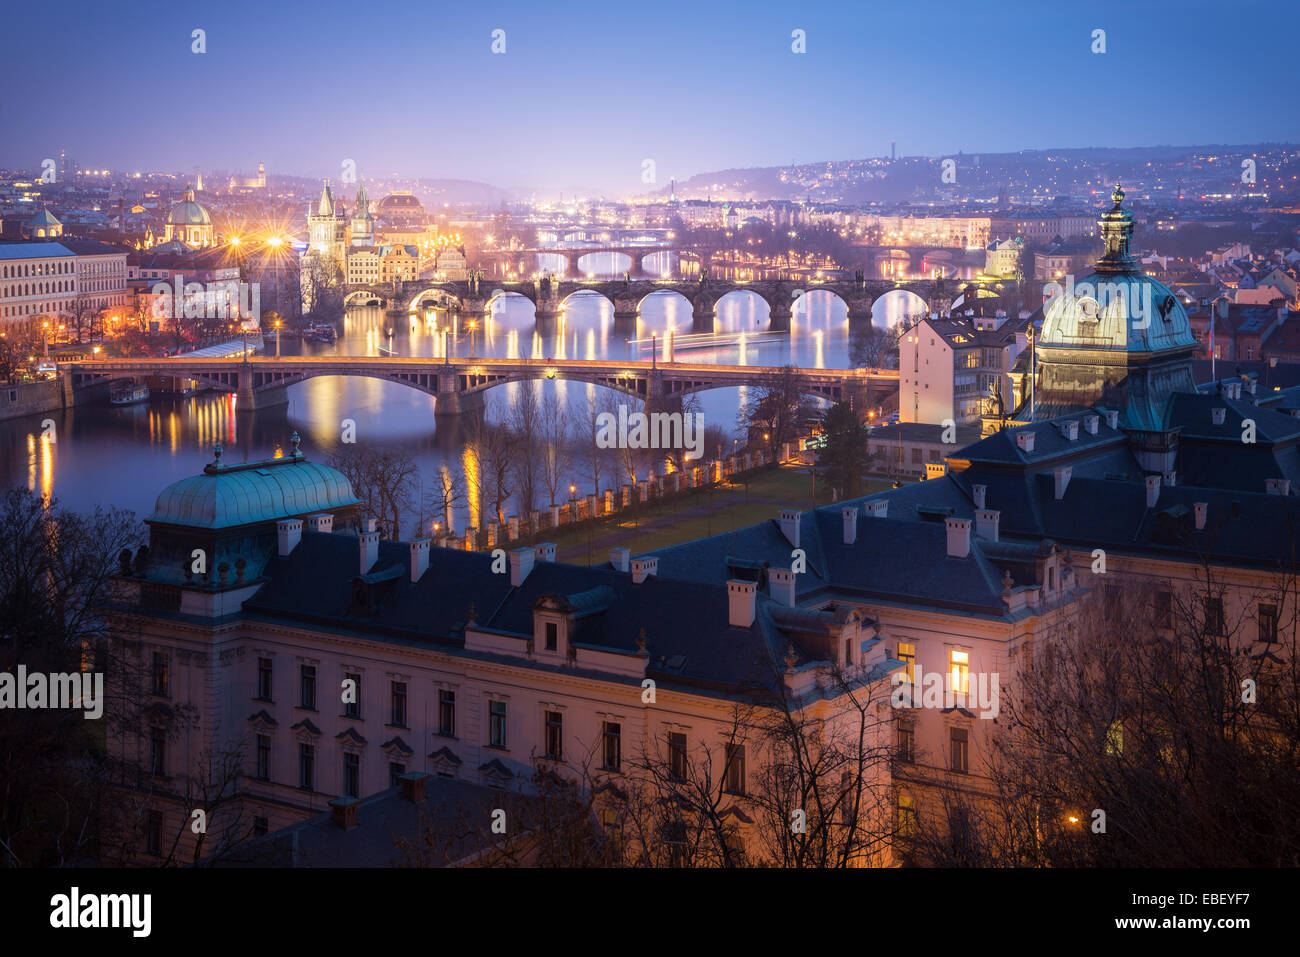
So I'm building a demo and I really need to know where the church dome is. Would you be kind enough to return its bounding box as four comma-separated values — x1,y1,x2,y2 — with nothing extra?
168,187,211,226
148,442,359,530
1039,185,1195,355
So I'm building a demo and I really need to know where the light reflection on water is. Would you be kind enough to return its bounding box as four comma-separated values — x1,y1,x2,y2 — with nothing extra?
0,257,924,533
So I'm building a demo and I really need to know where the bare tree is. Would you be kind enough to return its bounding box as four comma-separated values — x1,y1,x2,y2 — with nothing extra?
329,446,420,538
508,382,540,518
538,391,569,506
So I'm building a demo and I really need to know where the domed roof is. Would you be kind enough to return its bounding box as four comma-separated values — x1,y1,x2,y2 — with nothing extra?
148,441,359,530
1040,271,1195,354
168,187,211,226
1039,184,1195,355
377,191,425,210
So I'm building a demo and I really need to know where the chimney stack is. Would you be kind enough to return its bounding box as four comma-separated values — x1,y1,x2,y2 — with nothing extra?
306,512,334,533
863,499,889,518
398,772,430,803
1145,474,1162,508
974,508,1000,542
1083,414,1100,435
277,518,303,556
945,517,971,558
1016,431,1035,453
1054,466,1072,501
842,505,859,545
768,567,796,606
779,509,800,549
631,557,658,584
359,523,379,574
1104,409,1119,429
329,797,359,831
509,547,534,586
1212,407,1227,425
1060,420,1079,441
1194,502,1208,530
609,547,630,572
1266,478,1291,496
408,539,430,582
727,580,756,628
972,484,987,510
534,542,557,563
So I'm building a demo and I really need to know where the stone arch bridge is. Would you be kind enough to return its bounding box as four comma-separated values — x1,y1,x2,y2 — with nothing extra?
68,355,898,417
344,275,1006,332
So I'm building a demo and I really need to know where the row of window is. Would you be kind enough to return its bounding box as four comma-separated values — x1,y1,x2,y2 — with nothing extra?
250,659,749,795
2,280,74,296
2,261,73,278
3,301,73,318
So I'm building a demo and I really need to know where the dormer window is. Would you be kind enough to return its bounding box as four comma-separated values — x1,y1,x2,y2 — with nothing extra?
545,622,558,651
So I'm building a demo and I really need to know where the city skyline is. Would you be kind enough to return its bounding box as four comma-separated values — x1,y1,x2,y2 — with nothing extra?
4,0,1298,195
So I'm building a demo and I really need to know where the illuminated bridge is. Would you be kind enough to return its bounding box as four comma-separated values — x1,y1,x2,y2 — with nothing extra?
68,354,899,417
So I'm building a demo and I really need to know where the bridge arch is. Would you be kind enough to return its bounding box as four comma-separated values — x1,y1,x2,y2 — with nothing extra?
792,286,850,316
714,287,774,324
344,288,388,306
872,286,932,329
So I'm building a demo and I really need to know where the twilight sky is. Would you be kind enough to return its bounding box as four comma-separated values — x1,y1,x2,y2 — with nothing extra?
2,0,1296,195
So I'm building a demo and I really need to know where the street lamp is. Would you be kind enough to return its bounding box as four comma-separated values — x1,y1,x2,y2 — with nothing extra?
275,319,281,358
42,321,49,359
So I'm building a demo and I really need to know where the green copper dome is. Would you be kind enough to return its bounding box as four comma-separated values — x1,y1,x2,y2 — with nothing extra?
167,187,211,226
1039,184,1195,355
148,444,359,530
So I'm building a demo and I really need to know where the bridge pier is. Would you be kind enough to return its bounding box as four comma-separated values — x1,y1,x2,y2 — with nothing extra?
691,298,716,333
768,301,792,332
846,296,876,323
434,389,485,422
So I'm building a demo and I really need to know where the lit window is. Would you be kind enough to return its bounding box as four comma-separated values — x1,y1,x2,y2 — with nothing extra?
898,642,916,684
949,649,970,696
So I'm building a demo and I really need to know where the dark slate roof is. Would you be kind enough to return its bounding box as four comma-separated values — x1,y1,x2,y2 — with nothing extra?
869,422,982,445
242,533,794,697
212,776,542,868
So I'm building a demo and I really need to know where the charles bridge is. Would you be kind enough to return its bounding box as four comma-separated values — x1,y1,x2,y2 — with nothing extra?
342,272,1000,332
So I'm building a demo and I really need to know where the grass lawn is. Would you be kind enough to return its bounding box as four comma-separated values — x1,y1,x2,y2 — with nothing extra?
549,464,895,564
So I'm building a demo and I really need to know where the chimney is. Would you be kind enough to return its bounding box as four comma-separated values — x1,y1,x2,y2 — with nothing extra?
1060,420,1079,441
306,512,333,533
1163,470,1176,487
329,797,359,831
1104,409,1119,429
768,567,796,607
727,580,756,628
925,462,947,480
1083,414,1100,435
974,508,1000,542
362,517,378,533
1053,466,1072,500
609,547,630,572
359,524,379,574
779,509,800,549
1211,407,1227,425
1194,502,1208,530
1015,430,1035,453
534,542,557,563
509,547,534,586
1145,474,1162,508
277,518,303,556
409,539,430,582
972,484,987,509
1266,478,1291,496
631,557,658,584
1243,376,1257,395
945,517,971,558
398,771,430,803
841,505,859,545
863,499,889,518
